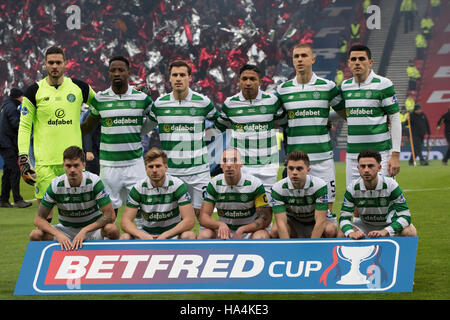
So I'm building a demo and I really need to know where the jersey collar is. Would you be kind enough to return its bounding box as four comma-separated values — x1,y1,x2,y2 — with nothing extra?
170,88,193,102
237,88,263,102
107,85,132,96
292,72,317,87
359,173,384,191
64,171,87,189
146,174,170,189
287,174,311,190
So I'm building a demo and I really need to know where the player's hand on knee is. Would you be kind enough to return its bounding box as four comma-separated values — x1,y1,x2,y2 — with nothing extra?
55,233,73,251
217,223,230,240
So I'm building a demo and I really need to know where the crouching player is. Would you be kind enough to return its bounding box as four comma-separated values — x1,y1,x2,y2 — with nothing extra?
339,150,417,239
29,146,119,250
270,150,338,238
198,148,272,239
120,148,196,240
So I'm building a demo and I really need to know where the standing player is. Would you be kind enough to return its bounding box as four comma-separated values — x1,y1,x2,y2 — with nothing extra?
18,46,96,219
219,64,284,204
271,151,337,238
276,43,345,217
81,56,154,214
198,148,272,239
334,45,401,185
29,146,119,250
339,150,417,239
149,60,225,219
120,148,196,240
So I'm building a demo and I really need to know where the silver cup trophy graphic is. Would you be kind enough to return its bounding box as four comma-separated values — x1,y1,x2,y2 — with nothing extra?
336,245,378,285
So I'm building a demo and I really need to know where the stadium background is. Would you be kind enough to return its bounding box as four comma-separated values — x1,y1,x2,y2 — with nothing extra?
0,0,449,302
1,0,449,165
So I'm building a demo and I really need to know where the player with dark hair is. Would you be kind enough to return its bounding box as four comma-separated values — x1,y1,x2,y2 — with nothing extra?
149,60,226,220
81,55,154,215
334,44,402,185
18,46,96,220
29,146,119,250
339,150,417,239
120,148,196,240
271,150,338,239
218,63,284,206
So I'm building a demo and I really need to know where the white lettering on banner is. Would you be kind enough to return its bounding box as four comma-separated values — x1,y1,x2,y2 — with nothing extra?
53,254,324,280
143,255,174,278
55,256,89,279
229,255,265,278
445,24,450,32
201,254,234,278
168,255,203,278
268,260,323,278
433,66,450,78
427,90,450,103
120,255,149,278
86,255,119,279
437,43,450,54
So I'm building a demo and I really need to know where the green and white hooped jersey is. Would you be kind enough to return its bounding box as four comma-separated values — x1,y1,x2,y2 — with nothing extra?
276,73,343,162
335,70,399,157
220,89,283,168
203,173,268,231
41,171,112,228
90,86,153,166
150,89,221,176
271,175,328,224
339,174,411,237
126,174,191,235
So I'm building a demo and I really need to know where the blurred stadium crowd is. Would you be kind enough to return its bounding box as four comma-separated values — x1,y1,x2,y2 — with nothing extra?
0,0,331,105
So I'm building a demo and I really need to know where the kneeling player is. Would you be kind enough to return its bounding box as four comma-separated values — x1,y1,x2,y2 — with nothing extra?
29,146,119,250
120,148,196,240
198,148,272,239
339,149,417,239
270,150,338,238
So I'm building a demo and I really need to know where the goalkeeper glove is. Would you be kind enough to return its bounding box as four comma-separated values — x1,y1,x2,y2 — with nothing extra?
18,154,37,186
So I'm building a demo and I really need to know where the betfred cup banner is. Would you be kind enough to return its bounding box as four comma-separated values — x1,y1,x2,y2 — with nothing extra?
14,238,417,295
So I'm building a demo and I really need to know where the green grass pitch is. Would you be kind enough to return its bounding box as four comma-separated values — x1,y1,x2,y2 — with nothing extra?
0,161,449,300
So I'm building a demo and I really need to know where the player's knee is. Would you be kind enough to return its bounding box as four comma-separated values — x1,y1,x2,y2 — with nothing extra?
119,233,132,240
103,223,120,239
324,223,338,238
336,229,346,238
180,231,196,239
29,229,43,241
197,229,214,239
251,230,270,239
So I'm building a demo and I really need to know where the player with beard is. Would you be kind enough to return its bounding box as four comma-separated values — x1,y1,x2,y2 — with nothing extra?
339,150,417,239
120,148,196,240
18,46,96,220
